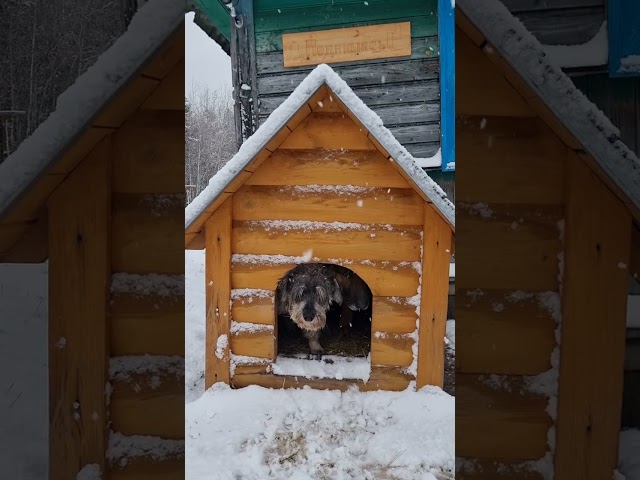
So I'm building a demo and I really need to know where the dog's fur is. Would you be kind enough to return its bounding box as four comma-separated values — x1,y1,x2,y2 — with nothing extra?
323,264,372,336
275,263,342,355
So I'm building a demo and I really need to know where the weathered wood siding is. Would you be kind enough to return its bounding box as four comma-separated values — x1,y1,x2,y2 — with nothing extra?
253,0,442,159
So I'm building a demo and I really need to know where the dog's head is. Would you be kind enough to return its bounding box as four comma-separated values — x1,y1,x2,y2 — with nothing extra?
276,263,342,331
332,268,371,311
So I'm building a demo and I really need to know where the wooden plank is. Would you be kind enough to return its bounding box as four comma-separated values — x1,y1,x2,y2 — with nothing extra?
525,96,583,150
286,103,312,131
205,197,232,388
230,330,276,358
232,259,420,297
0,214,48,263
1,173,66,224
185,192,232,237
456,116,565,204
265,126,292,152
456,204,563,291
46,127,113,175
245,149,409,187
110,374,184,438
234,364,271,375
457,374,552,460
457,289,557,375
185,231,205,250
142,24,185,79
456,28,535,117
110,457,184,480
371,297,419,334
282,22,411,67
362,366,415,391
113,110,184,194
455,9,486,46
279,112,375,150
111,293,184,356
111,193,184,274
417,208,452,388
231,295,275,325
93,76,159,128
47,136,110,479
232,222,422,261
142,60,185,110
371,334,414,367
554,153,631,479
233,185,424,225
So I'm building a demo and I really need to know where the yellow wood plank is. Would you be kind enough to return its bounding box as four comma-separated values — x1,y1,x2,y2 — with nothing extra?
371,297,419,334
142,60,184,110
455,11,486,47
205,197,232,388
233,185,424,225
232,222,421,261
185,230,205,250
185,192,232,237
229,330,275,358
287,103,312,130
231,294,275,325
554,153,631,479
244,149,410,188
371,334,414,367
47,127,113,175
0,214,48,263
417,208,452,388
279,112,376,150
111,193,184,274
47,136,110,479
142,25,184,79
93,76,159,128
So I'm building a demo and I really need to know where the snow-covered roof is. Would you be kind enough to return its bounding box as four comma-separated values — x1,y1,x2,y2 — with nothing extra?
185,64,455,231
0,0,183,220
457,0,640,216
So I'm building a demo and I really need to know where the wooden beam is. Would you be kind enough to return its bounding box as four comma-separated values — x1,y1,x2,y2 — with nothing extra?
47,136,111,479
554,153,631,479
417,205,452,388
0,213,48,263
205,196,232,388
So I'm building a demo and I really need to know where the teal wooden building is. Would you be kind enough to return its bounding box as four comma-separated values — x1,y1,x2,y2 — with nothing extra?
187,0,455,198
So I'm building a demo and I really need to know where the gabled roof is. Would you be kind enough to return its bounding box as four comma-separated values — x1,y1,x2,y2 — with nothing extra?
0,0,183,223
457,0,640,220
185,63,455,238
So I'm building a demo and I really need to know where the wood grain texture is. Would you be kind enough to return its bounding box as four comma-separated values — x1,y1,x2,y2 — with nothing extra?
244,149,410,188
231,294,275,325
371,334,414,367
554,154,631,479
142,23,184,79
232,222,422,261
371,297,419,334
456,289,557,375
278,112,375,150
456,203,563,291
111,193,184,274
230,329,276,359
232,185,424,225
417,208,452,388
231,259,420,297
0,214,48,263
142,60,184,110
205,197,232,388
47,137,110,479
93,76,159,128
456,374,552,460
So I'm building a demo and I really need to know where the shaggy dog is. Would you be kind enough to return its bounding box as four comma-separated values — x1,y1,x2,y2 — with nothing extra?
276,263,342,356
323,264,372,337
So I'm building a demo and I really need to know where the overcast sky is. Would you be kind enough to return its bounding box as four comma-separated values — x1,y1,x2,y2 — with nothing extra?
185,12,232,99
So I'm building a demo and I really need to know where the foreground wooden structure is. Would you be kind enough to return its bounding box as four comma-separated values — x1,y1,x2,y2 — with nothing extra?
186,64,455,393
456,1,640,478
0,5,184,479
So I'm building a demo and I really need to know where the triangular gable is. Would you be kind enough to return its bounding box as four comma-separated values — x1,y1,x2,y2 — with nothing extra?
457,0,640,221
185,64,455,245
0,0,183,225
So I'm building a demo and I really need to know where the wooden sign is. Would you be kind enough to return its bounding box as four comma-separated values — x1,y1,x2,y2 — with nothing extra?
282,22,411,68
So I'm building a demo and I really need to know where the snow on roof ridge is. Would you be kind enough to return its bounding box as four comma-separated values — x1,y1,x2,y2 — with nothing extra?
0,0,183,219
457,0,640,212
185,63,455,230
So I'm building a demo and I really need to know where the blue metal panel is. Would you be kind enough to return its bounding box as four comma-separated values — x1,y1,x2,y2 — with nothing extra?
608,0,640,78
439,0,455,171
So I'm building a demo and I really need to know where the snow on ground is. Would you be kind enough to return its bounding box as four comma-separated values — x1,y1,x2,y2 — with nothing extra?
186,251,454,479
619,429,640,479
272,354,371,382
0,263,49,478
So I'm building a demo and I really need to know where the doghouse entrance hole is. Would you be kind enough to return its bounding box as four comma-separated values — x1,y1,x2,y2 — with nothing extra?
274,263,372,377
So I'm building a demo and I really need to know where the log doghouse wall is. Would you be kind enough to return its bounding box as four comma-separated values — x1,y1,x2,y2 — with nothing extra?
186,70,455,393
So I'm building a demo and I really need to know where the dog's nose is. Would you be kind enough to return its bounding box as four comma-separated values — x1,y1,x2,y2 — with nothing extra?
303,311,315,322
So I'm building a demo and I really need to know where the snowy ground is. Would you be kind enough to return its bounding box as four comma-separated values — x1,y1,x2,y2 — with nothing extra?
185,250,455,479
0,263,49,478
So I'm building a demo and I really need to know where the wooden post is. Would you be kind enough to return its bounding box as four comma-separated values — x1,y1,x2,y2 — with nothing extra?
47,136,111,479
417,204,452,388
554,153,630,479
205,197,232,388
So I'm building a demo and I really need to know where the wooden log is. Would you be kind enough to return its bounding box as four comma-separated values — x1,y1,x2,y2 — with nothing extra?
142,60,184,110
233,185,424,225
417,207,452,388
231,294,275,325
229,329,275,359
554,154,631,479
111,193,184,274
371,334,414,367
456,289,556,375
113,110,185,194
93,76,159,128
232,222,422,262
244,149,410,188
456,374,552,460
110,293,184,356
205,197,232,388
47,136,110,479
362,366,415,391
278,112,375,150
233,364,271,375
371,297,419,334
231,259,420,297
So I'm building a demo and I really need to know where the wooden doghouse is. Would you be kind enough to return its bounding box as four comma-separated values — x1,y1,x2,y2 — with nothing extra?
456,1,640,478
185,64,455,393
0,3,184,479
